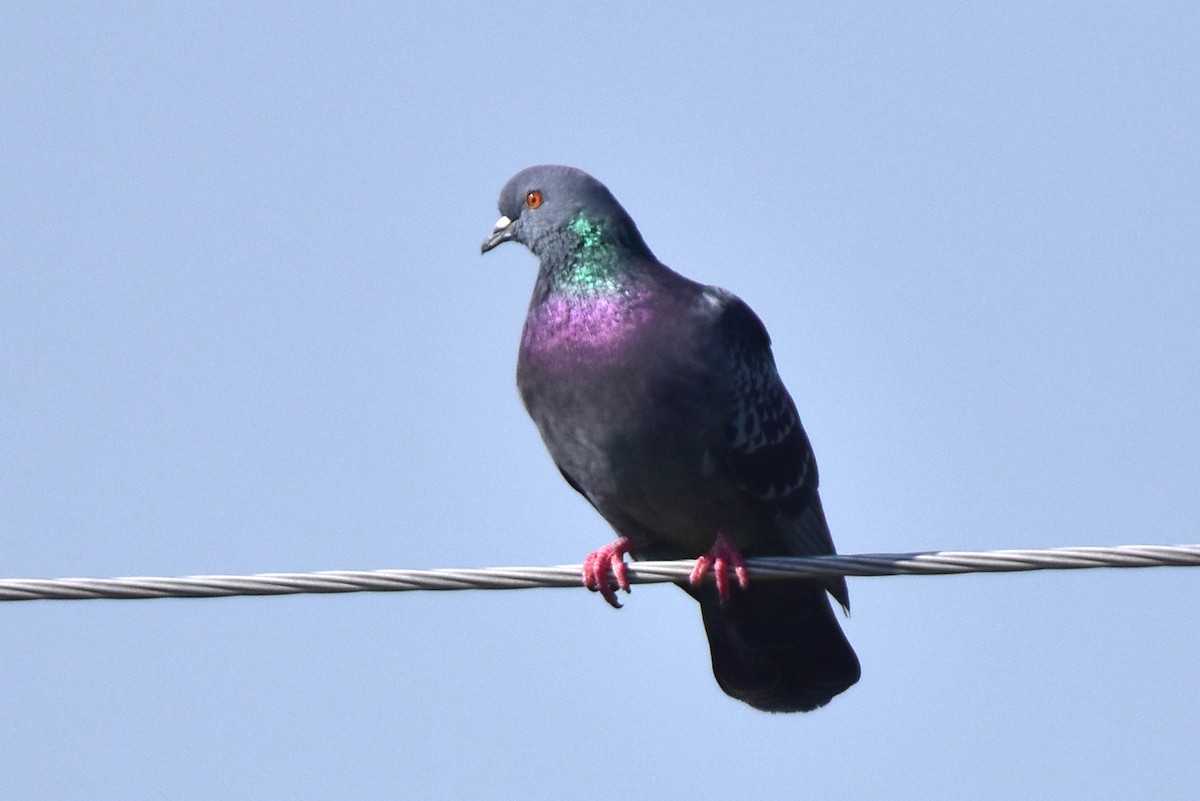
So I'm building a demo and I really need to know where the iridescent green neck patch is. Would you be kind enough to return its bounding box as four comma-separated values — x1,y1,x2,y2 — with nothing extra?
559,213,622,295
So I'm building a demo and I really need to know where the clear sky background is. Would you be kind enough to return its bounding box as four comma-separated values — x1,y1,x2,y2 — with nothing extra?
3,3,1198,799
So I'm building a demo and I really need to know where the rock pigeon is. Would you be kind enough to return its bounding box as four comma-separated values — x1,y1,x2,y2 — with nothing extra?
481,165,860,712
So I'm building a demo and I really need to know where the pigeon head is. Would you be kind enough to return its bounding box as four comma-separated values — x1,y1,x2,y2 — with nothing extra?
480,165,652,266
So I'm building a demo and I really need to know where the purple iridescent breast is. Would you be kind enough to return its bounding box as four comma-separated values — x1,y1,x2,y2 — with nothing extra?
520,291,654,362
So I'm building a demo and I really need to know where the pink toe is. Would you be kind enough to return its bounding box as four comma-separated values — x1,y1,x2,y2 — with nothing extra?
692,532,750,605
581,536,633,608
714,557,731,603
611,554,630,593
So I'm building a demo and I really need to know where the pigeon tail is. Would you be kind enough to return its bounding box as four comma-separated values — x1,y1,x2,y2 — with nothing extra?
686,579,860,713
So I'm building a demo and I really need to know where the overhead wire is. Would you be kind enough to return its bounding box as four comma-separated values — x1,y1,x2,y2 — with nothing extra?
1,544,1196,602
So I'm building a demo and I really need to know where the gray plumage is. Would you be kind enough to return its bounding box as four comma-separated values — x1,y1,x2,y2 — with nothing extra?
482,165,859,712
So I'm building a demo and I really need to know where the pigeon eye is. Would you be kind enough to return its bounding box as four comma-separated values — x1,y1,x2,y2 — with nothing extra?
525,190,543,209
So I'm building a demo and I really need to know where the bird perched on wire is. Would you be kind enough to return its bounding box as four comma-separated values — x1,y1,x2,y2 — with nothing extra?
481,165,859,712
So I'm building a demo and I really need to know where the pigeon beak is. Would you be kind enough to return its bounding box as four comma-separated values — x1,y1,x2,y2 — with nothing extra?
480,215,517,253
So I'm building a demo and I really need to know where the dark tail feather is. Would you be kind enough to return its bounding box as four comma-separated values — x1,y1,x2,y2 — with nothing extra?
684,579,860,713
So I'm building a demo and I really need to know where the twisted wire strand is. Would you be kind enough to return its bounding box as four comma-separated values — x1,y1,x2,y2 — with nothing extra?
1,544,1197,602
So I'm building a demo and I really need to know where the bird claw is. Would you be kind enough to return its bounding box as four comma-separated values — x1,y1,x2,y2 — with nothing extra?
582,536,633,608
689,532,749,606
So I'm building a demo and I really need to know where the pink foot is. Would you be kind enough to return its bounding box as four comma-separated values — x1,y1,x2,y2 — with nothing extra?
583,536,633,608
689,532,750,606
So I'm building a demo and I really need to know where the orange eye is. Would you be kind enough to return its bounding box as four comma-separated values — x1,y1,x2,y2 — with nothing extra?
525,190,543,209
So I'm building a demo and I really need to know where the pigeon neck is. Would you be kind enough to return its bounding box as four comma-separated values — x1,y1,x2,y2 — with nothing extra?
544,213,648,297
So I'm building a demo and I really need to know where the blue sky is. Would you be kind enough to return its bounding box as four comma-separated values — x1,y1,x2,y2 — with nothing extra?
3,3,1198,798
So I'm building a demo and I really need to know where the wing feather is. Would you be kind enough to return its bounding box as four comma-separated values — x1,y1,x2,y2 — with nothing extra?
714,295,839,562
